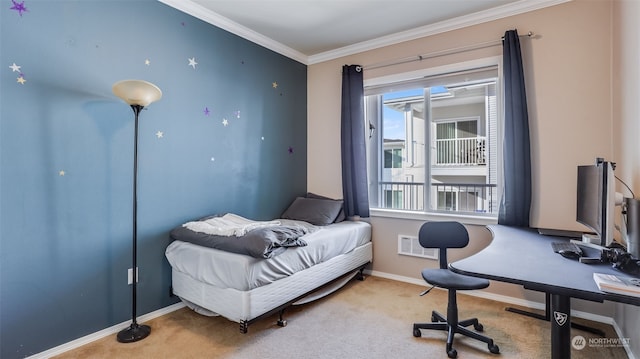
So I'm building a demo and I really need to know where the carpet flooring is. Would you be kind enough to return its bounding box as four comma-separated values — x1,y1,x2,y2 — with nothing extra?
54,276,629,359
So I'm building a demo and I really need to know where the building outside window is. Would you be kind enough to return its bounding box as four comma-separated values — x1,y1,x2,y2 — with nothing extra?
384,147,403,169
365,61,501,217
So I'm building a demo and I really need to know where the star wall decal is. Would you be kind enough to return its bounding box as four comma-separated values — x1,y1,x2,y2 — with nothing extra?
188,57,198,69
272,82,278,88
145,59,150,66
234,110,240,118
288,146,294,154
203,107,210,116
17,76,26,84
222,118,229,126
210,157,215,162
155,131,164,138
10,0,27,16
59,170,66,176
9,63,21,72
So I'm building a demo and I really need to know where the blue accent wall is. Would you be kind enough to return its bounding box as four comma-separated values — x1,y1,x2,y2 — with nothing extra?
0,1,307,357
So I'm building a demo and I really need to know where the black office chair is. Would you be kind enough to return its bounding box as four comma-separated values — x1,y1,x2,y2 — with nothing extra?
412,221,500,358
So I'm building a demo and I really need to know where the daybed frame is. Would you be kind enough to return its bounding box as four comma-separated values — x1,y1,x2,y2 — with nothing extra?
170,241,372,333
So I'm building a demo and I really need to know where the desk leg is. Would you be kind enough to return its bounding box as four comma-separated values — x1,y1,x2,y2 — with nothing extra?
550,294,571,359
505,292,605,336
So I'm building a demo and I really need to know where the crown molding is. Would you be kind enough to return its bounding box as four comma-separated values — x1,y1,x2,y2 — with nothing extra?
159,0,571,66
157,0,308,64
307,0,571,64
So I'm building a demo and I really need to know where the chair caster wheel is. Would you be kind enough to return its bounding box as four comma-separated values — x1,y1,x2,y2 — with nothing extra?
413,328,421,337
277,319,287,327
474,323,484,331
447,349,457,358
489,344,500,354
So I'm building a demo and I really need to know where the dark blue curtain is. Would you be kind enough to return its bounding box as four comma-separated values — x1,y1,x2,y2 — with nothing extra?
498,30,531,227
341,65,370,218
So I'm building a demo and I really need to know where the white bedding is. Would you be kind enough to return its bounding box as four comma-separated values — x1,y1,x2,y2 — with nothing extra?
182,213,282,237
165,219,371,292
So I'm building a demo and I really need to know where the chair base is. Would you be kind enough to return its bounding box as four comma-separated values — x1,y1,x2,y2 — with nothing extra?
413,310,500,359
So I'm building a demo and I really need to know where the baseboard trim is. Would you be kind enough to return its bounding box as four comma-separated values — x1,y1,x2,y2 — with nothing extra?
27,271,631,358
26,302,186,359
611,318,637,359
367,270,615,325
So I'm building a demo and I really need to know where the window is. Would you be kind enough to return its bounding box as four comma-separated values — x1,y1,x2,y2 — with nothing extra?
365,61,500,217
384,148,403,168
435,119,481,166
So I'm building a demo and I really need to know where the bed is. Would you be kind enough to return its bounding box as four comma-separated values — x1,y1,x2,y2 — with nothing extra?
165,196,373,333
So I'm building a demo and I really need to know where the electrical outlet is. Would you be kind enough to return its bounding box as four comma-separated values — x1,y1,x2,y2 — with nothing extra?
127,267,138,285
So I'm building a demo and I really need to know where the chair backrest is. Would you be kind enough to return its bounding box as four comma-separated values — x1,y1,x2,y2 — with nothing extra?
418,221,469,269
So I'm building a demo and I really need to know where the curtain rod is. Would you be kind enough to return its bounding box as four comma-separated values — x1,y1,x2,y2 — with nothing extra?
363,31,534,71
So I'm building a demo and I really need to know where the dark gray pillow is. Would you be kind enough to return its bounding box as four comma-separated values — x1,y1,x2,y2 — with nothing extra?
306,192,346,223
281,197,343,226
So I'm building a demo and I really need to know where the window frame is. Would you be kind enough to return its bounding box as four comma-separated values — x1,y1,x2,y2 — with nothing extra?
364,57,503,225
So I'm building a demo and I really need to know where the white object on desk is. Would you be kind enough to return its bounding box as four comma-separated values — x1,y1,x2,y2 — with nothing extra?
593,273,640,298
581,233,600,244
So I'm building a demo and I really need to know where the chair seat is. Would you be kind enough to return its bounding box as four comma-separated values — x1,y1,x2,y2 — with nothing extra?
422,268,489,290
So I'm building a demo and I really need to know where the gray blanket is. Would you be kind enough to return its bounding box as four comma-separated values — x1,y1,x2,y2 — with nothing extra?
170,222,312,259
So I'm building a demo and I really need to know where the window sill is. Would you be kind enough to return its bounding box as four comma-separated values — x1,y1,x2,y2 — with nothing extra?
370,208,498,226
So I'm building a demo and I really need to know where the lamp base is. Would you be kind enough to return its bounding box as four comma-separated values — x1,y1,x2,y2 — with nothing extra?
117,323,151,343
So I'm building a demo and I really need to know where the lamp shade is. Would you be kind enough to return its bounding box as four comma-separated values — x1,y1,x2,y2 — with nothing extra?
113,80,162,107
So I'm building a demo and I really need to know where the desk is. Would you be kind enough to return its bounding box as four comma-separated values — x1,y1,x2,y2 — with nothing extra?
450,225,640,359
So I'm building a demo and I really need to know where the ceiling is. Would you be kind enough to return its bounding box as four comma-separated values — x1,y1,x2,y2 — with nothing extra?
159,0,567,64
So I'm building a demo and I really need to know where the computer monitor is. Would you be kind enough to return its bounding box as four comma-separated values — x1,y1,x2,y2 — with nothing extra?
576,158,616,247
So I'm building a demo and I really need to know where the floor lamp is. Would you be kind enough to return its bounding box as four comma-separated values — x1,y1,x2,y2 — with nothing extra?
112,79,162,343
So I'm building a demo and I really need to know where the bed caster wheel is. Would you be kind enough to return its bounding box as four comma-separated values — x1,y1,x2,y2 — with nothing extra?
474,323,484,332
447,349,457,358
277,319,287,327
413,328,421,337
489,343,500,354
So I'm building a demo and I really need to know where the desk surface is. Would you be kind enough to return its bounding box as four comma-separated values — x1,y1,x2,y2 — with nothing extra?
451,225,640,359
450,225,640,306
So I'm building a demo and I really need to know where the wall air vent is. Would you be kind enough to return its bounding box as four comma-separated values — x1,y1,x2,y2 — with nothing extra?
398,235,439,260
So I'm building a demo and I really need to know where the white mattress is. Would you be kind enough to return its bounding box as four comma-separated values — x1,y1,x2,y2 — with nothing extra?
165,219,371,291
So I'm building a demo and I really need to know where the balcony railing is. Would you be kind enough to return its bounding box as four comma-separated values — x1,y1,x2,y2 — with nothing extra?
435,137,486,166
375,181,497,214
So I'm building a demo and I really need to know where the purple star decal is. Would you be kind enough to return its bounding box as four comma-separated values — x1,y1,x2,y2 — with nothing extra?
10,0,27,16
204,107,210,116
288,146,294,154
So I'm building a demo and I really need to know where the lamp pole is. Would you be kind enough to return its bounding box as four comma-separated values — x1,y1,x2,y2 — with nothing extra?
117,104,151,343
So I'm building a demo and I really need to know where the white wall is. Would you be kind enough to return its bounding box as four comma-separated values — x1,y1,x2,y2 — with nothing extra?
612,0,640,357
